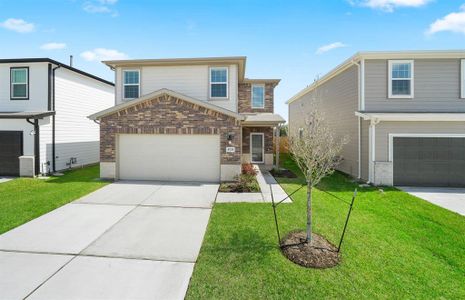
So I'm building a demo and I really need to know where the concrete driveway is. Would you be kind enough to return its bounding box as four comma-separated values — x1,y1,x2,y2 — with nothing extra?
399,187,465,216
0,181,218,300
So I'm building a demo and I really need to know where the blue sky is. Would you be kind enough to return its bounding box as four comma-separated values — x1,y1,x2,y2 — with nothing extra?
1,0,465,120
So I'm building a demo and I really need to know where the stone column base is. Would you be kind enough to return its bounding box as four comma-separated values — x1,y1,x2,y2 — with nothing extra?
19,156,35,177
100,162,116,179
373,161,393,186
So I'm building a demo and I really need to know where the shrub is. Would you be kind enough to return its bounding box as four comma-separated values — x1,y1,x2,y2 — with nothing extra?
241,163,257,176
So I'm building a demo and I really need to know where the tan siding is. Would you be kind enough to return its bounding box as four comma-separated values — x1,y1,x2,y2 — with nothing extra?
375,121,465,161
365,59,465,112
288,65,359,177
115,64,238,112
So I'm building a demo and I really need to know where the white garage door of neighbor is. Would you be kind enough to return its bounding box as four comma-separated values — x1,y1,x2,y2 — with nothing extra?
118,134,220,182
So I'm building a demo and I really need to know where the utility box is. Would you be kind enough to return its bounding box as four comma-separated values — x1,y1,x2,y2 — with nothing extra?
19,156,35,177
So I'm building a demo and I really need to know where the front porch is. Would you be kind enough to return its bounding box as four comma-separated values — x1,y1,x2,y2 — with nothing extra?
240,113,285,169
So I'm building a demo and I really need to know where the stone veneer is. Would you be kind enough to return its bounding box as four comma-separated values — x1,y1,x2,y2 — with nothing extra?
238,82,275,114
99,94,241,165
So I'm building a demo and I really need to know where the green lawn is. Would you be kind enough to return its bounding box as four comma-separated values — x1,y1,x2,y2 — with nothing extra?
0,165,108,234
187,154,465,299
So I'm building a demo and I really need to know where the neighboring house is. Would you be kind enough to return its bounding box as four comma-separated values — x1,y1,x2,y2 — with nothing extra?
89,56,284,182
288,50,465,187
0,58,114,177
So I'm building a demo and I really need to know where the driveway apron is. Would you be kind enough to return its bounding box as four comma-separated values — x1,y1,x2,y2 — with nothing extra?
0,181,218,300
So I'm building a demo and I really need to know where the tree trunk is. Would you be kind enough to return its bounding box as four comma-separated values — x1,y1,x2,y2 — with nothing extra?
306,171,312,243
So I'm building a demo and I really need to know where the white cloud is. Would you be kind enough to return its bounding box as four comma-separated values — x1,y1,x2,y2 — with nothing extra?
0,18,35,33
80,48,128,61
316,42,348,54
40,42,67,50
427,5,465,35
83,0,118,16
349,0,431,12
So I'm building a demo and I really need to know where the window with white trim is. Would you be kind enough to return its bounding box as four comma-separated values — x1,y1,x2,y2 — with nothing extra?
123,70,140,99
251,84,265,108
388,60,414,98
11,67,28,99
461,59,465,99
209,67,228,98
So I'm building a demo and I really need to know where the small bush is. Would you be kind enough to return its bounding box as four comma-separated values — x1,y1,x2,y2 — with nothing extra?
219,172,260,193
241,163,257,176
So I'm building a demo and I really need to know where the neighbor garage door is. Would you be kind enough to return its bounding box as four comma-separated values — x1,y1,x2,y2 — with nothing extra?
0,131,23,176
393,137,465,187
118,134,220,182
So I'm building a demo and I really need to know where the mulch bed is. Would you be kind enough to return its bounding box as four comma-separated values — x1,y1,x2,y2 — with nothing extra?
280,230,340,268
270,168,297,178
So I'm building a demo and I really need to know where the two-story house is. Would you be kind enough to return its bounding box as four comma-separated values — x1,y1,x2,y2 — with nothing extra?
0,58,114,177
89,56,284,182
288,51,465,187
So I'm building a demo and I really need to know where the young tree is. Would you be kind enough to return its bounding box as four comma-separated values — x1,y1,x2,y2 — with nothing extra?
288,103,347,243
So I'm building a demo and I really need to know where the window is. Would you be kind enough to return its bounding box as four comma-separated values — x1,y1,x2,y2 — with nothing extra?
461,59,465,99
298,128,304,139
251,84,265,108
209,67,228,98
388,60,414,98
11,67,29,99
123,70,140,99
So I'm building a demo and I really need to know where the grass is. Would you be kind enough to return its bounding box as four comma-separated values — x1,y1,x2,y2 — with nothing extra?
187,154,465,299
0,165,109,234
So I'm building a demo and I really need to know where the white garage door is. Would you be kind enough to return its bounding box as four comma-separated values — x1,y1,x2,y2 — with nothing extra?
118,134,220,182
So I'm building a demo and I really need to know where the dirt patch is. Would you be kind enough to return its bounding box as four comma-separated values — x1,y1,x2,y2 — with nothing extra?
280,230,340,268
270,168,297,178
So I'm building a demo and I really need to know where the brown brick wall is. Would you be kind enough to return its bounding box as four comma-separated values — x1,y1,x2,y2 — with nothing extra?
238,83,275,113
99,94,241,164
242,127,274,154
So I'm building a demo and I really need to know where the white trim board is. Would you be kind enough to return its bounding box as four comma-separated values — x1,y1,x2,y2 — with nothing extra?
388,133,465,162
461,59,465,99
355,112,465,122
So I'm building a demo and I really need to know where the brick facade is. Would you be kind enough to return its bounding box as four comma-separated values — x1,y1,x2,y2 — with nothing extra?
99,94,241,165
238,82,275,114
242,127,274,154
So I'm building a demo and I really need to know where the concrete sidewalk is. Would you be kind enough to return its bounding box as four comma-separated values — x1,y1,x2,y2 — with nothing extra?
0,181,218,300
216,165,291,203
399,186,465,216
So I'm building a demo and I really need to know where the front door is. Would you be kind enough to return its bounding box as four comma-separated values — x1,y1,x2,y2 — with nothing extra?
250,133,264,163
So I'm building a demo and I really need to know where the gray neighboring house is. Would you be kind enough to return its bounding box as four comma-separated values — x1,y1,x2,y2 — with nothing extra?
287,50,465,187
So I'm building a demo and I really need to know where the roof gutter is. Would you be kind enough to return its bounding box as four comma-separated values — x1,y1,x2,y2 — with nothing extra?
51,64,61,172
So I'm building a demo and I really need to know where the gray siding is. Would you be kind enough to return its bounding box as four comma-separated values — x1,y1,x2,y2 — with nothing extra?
289,65,359,178
365,59,464,112
375,121,465,161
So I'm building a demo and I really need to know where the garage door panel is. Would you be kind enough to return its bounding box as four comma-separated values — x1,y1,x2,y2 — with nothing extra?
118,134,220,182
393,137,465,187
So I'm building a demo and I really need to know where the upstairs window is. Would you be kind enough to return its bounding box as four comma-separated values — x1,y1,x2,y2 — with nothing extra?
11,67,29,99
123,70,140,99
388,60,414,98
209,67,228,98
251,84,265,108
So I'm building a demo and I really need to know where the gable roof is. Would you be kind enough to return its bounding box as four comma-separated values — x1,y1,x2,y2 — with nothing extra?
103,56,247,81
286,49,465,104
0,58,114,86
88,88,245,120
